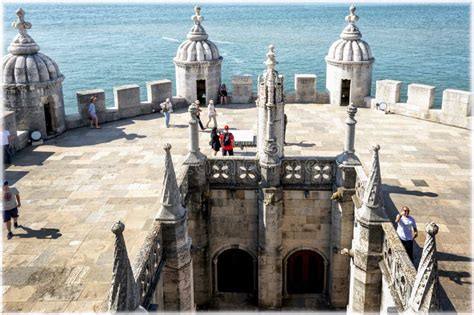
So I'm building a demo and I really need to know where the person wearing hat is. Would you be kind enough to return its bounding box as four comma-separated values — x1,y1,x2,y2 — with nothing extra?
219,125,235,156
2,181,21,240
395,206,418,262
160,98,174,128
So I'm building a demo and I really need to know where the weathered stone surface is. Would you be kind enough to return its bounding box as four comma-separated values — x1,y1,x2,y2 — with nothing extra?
375,80,402,104
295,74,317,103
147,80,172,105
231,75,253,103
406,83,435,110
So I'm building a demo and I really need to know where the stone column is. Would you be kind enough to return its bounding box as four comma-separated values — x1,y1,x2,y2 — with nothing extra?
185,102,206,166
344,104,357,154
336,103,361,188
257,187,283,309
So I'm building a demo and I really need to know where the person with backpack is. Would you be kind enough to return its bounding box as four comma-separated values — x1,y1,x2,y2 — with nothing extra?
219,125,235,156
160,98,173,128
210,127,221,156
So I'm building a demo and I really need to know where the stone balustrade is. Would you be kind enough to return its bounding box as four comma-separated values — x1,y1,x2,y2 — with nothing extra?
132,223,164,309
207,156,336,189
281,157,335,188
370,79,472,129
207,157,260,188
379,222,417,312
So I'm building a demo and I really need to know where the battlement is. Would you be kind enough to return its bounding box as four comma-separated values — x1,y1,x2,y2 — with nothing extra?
368,80,472,129
65,80,186,130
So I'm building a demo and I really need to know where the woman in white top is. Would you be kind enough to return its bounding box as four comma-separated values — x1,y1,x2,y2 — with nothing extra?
395,206,418,262
160,98,173,128
88,96,100,129
205,100,218,129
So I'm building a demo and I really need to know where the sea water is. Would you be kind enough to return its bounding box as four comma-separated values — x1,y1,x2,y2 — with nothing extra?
2,3,470,114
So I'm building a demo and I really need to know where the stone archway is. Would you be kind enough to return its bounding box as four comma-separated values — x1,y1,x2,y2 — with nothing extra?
285,249,326,294
216,248,255,293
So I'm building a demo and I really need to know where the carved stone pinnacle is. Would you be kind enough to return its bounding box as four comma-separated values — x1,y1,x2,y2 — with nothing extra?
163,143,172,152
12,8,32,31
425,222,439,236
111,221,125,234
372,144,380,152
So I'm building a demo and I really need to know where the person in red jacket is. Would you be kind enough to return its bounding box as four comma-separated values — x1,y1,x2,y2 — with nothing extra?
219,125,235,156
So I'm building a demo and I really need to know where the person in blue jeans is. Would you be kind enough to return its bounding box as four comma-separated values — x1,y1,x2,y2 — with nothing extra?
396,206,418,262
160,98,173,128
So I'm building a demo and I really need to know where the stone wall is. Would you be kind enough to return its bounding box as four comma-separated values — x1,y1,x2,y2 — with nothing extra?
231,75,253,103
295,74,317,103
175,61,222,105
209,189,259,259
66,82,187,130
281,190,332,305
371,80,472,129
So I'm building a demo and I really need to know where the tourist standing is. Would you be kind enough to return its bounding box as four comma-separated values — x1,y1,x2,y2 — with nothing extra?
2,181,21,240
219,83,228,105
206,100,218,129
195,100,205,130
2,129,12,165
88,96,101,129
395,206,418,262
219,125,235,156
160,98,174,128
210,127,221,156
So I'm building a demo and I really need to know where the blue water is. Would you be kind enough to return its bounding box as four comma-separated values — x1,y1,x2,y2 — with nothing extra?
3,3,470,114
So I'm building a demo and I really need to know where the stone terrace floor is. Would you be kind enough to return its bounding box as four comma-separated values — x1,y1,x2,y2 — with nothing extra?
2,103,471,312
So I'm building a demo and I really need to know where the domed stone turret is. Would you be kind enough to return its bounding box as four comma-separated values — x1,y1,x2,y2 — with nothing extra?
173,5,223,105
3,8,66,138
325,5,374,107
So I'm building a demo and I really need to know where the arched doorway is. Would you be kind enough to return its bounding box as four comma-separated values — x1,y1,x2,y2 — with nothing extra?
216,248,255,293
286,250,325,294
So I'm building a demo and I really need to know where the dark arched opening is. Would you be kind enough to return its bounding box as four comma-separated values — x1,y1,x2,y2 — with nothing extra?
217,248,254,293
286,250,325,294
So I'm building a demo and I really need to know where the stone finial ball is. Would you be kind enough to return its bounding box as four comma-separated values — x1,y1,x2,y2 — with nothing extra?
373,144,380,152
425,222,439,236
111,221,125,234
163,143,172,152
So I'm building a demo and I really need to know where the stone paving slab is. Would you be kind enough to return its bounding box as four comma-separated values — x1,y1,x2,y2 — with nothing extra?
2,103,471,312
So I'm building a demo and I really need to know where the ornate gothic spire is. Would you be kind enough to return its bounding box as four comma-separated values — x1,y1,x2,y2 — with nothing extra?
108,221,140,312
8,8,40,55
408,222,441,312
358,145,388,223
156,144,186,222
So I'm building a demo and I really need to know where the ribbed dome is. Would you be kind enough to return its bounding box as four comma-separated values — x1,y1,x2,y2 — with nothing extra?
326,5,374,62
175,5,221,62
3,8,64,86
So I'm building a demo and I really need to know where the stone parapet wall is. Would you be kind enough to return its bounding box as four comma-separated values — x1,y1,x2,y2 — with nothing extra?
379,222,417,313
66,81,186,130
372,80,472,129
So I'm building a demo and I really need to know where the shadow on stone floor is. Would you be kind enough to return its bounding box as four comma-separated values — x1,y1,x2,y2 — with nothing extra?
439,270,472,285
6,148,54,167
437,251,473,262
2,170,29,185
439,283,458,312
51,120,148,147
15,225,62,239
